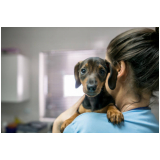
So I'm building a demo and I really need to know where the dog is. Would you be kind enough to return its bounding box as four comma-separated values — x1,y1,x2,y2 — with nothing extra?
60,57,124,133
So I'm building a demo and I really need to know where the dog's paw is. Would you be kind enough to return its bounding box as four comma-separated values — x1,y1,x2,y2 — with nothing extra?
107,108,124,124
60,119,73,133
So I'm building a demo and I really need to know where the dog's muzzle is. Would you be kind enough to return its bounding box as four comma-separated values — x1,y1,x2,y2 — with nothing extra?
87,84,97,92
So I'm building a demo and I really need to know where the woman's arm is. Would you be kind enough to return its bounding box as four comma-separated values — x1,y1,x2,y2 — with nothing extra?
52,95,85,133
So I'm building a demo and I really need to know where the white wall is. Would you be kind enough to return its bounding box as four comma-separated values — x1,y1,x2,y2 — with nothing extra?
1,27,159,125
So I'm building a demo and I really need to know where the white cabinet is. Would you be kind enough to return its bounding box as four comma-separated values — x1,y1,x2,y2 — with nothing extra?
1,54,29,102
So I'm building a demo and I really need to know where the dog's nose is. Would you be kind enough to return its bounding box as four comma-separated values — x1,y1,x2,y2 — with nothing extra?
87,84,97,92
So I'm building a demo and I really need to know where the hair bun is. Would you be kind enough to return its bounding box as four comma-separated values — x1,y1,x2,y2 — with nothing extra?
155,27,159,34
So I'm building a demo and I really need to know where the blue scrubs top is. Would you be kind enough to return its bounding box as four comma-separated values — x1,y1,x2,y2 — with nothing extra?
63,107,159,133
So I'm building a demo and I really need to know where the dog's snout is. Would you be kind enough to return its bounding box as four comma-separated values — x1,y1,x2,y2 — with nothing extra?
88,79,97,85
87,78,97,92
87,84,97,92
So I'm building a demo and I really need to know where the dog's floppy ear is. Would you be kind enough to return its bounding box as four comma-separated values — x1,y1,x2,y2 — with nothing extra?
74,61,82,88
105,60,118,90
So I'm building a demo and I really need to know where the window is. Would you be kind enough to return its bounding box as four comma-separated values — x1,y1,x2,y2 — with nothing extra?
39,49,105,121
63,75,84,97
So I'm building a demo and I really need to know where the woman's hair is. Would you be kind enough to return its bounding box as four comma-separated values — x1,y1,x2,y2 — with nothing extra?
107,27,159,95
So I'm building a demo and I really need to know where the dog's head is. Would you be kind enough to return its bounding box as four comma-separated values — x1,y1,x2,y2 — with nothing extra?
74,57,118,97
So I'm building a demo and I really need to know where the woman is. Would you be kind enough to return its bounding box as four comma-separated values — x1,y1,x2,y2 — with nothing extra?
53,27,159,133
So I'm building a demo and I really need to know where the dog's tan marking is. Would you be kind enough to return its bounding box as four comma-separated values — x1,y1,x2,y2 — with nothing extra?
78,104,92,113
85,63,88,67
80,77,88,93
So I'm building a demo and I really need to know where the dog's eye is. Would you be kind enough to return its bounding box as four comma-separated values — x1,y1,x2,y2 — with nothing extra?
81,69,86,74
100,69,105,75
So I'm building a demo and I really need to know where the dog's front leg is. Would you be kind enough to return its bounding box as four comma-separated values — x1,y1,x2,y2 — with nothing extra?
106,104,124,124
60,112,80,133
60,104,91,133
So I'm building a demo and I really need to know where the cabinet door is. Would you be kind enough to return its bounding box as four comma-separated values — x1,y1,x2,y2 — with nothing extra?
1,54,29,102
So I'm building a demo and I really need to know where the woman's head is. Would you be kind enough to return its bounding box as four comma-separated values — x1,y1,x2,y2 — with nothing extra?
106,27,159,97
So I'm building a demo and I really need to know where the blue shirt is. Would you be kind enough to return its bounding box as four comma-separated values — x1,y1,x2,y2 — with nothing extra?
64,107,159,133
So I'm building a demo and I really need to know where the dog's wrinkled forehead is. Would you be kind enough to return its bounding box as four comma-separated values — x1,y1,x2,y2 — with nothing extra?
79,57,108,71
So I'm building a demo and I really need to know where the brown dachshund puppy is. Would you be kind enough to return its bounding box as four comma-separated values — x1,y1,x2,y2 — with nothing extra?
60,57,124,133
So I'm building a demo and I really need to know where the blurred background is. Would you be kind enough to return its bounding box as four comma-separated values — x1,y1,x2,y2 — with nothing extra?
1,27,159,133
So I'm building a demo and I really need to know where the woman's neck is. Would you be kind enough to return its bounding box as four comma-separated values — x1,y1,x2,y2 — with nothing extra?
115,88,151,112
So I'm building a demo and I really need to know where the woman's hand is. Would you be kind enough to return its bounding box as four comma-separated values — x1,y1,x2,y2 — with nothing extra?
52,95,85,133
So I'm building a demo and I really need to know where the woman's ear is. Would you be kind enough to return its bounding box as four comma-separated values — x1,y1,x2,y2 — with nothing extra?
74,61,82,88
116,61,127,79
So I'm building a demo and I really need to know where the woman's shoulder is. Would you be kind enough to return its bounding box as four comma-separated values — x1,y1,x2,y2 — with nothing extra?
64,112,111,133
64,109,159,133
